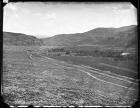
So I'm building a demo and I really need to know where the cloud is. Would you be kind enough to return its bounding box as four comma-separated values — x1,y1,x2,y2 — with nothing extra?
5,3,17,11
4,3,19,19
112,3,135,11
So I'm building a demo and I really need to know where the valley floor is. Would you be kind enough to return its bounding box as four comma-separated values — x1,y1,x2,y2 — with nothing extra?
2,46,138,106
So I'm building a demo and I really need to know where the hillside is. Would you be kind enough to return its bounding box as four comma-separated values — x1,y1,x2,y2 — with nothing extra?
3,32,43,46
3,26,138,106
41,25,137,48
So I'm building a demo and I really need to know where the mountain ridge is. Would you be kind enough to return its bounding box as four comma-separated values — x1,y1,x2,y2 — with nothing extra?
41,25,137,48
3,25,137,48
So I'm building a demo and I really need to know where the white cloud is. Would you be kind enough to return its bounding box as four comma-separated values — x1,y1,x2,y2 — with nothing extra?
5,3,17,11
112,3,136,12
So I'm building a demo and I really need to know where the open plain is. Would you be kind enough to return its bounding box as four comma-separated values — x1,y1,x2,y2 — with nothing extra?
2,45,138,106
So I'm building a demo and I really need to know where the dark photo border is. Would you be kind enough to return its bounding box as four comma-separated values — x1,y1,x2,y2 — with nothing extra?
0,0,139,108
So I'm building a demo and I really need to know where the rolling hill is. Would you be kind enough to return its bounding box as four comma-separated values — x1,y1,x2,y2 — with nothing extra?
3,32,43,46
3,26,138,106
41,25,137,48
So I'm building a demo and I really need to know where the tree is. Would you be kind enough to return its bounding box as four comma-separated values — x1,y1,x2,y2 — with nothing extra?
66,51,70,55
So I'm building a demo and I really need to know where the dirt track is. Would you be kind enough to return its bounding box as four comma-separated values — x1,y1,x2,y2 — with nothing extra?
2,47,138,106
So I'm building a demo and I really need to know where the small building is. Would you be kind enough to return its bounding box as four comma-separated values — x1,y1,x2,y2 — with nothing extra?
69,52,77,56
121,53,129,56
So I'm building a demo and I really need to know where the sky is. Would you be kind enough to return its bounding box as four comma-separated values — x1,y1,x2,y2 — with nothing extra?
3,2,137,38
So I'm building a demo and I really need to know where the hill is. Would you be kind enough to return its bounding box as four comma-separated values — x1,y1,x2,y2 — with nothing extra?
3,32,43,46
41,25,137,48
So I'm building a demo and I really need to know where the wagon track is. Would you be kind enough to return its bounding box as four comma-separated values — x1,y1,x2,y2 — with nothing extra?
2,48,138,106
28,52,137,89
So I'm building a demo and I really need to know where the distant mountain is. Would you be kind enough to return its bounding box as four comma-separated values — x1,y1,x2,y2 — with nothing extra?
3,32,43,46
41,25,137,48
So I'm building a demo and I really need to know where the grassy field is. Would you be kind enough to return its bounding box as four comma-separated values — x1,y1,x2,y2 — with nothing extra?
46,55,138,79
2,46,138,106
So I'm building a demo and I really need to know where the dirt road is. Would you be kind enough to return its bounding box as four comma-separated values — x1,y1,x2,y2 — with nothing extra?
2,48,138,106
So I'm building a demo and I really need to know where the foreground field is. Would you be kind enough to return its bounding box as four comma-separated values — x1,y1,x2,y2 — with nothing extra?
2,46,138,106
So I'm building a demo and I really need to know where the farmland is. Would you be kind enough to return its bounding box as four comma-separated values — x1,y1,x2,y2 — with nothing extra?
2,45,138,106
46,55,138,79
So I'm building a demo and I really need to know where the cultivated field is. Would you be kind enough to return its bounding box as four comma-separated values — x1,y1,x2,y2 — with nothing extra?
2,46,138,106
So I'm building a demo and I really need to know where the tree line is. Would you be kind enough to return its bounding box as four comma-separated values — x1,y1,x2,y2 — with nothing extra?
46,48,136,61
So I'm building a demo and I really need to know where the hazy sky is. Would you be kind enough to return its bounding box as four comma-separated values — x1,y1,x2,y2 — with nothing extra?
4,2,137,38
